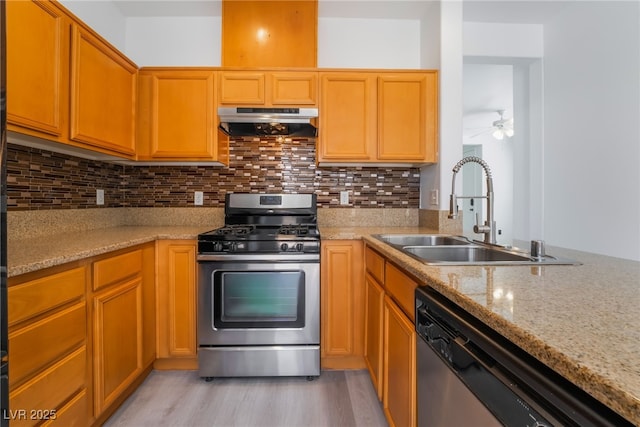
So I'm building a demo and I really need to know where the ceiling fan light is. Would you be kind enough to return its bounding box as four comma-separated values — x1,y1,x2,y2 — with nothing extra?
492,128,505,140
505,128,514,137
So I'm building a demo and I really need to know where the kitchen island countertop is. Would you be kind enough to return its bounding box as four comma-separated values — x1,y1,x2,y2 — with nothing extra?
360,233,640,426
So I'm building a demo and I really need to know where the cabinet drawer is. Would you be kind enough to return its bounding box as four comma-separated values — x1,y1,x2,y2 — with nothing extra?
9,267,86,326
9,302,86,387
385,263,418,321
365,246,385,284
10,346,86,427
41,389,88,427
93,249,143,291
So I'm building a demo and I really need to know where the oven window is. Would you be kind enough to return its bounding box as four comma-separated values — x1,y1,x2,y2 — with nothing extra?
213,271,305,329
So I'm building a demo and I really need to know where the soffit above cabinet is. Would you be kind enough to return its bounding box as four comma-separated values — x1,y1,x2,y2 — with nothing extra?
221,0,317,68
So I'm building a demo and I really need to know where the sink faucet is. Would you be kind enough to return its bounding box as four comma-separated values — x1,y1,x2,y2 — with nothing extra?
448,156,497,245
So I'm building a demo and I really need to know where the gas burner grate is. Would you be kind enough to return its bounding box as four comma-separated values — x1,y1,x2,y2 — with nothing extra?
214,225,256,236
278,224,316,236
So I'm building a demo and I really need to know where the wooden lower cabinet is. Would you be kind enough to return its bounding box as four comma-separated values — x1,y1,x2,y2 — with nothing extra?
320,240,365,369
91,244,155,424
92,277,143,414
155,240,198,369
365,244,418,427
364,272,384,399
7,264,90,427
383,296,417,427
5,241,170,425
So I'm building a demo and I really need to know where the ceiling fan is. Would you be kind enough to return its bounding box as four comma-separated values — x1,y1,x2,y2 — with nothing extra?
465,110,514,140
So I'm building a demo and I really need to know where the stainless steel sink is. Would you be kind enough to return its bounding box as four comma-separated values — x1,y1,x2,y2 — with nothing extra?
403,246,531,263
373,234,472,247
371,234,581,266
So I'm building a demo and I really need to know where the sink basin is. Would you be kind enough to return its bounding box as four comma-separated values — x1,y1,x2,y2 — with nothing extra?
371,234,581,266
373,234,472,247
403,246,531,264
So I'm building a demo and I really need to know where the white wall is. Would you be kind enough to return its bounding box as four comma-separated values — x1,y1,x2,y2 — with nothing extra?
125,17,222,66
59,0,127,52
420,1,441,70
318,18,420,68
421,1,463,210
543,1,640,260
463,22,543,58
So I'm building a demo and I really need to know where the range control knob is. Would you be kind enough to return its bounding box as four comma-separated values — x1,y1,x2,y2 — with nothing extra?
280,243,289,252
213,242,223,252
295,243,304,252
229,242,237,252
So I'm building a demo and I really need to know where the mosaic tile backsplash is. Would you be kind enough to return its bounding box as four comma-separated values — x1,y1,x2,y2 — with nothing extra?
7,137,420,210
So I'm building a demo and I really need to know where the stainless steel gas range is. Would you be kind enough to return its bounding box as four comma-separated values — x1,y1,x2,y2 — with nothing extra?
197,193,320,380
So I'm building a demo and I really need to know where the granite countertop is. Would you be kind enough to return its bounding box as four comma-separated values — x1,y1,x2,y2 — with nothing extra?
362,234,640,426
8,225,640,424
7,226,210,277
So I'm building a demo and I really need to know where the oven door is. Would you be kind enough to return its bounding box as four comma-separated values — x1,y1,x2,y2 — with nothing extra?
197,254,320,346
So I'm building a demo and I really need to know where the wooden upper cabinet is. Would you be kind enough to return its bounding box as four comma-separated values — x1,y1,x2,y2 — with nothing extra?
219,70,318,106
219,72,266,105
378,72,438,163
222,0,317,68
271,72,317,105
6,0,70,138
318,72,377,162
318,70,438,166
137,69,228,163
70,26,137,157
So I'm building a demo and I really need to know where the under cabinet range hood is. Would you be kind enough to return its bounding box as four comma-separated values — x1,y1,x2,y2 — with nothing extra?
218,107,318,137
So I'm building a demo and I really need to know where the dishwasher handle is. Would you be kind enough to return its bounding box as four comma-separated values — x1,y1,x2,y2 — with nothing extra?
416,304,468,365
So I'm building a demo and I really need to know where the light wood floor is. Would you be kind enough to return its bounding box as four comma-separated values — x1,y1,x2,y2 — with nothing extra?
104,370,388,427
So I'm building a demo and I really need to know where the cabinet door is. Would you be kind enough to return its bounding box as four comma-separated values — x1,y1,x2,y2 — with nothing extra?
222,0,317,68
70,26,137,157
156,240,198,368
271,72,317,105
318,73,376,162
6,0,69,137
320,240,365,368
93,278,143,414
377,72,438,163
137,70,219,160
364,273,385,400
219,71,266,105
383,296,416,427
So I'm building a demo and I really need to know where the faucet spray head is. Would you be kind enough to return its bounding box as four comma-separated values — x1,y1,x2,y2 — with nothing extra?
448,194,458,219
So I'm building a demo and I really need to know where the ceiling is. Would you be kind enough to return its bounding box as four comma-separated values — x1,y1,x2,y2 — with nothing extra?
110,0,569,22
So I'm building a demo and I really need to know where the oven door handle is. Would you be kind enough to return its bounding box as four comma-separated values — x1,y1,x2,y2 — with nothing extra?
197,253,320,262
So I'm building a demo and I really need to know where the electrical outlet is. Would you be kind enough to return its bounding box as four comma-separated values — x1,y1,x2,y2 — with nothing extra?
430,189,438,205
96,189,104,205
340,191,350,205
194,191,204,206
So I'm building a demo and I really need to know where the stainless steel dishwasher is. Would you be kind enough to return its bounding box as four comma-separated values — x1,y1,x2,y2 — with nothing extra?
415,286,632,427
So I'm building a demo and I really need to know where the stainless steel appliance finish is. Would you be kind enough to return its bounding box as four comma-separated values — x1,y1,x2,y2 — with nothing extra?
197,193,321,379
218,107,318,137
416,286,632,427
